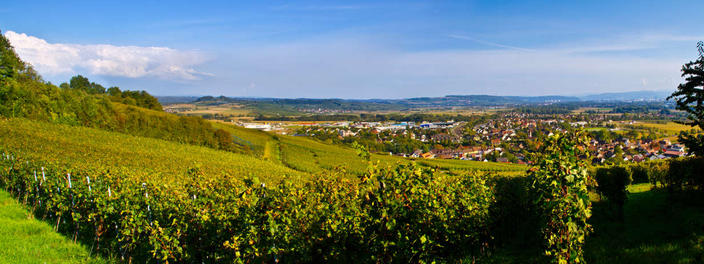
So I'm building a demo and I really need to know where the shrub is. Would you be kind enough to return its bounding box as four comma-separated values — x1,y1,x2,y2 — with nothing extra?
529,132,593,264
595,166,632,219
628,165,649,184
666,157,704,192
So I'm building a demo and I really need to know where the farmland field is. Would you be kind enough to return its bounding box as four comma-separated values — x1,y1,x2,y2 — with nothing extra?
629,121,700,134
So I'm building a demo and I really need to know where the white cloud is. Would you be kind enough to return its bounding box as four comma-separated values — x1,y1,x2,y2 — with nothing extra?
4,31,212,80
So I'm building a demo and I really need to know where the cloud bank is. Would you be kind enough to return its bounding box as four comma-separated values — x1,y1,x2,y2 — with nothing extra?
4,31,211,80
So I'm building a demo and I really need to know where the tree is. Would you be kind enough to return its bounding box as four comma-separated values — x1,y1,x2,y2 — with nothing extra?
69,75,106,94
69,75,91,91
668,41,704,156
0,30,24,82
107,86,122,97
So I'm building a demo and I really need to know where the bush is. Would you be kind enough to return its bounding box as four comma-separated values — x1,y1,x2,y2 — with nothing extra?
628,165,649,184
529,132,593,264
666,157,704,192
595,166,632,219
488,176,541,248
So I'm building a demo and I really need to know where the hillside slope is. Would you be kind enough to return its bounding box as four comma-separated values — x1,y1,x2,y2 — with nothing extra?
0,118,304,184
213,121,526,175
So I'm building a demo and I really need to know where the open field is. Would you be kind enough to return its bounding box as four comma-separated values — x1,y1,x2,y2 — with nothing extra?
216,119,525,176
630,121,700,134
571,107,613,114
620,121,702,141
0,190,104,264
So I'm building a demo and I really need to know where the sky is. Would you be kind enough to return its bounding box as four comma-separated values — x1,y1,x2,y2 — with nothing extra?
1,0,703,98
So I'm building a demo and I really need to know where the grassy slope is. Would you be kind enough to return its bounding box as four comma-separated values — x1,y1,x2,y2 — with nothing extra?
484,183,704,263
0,190,104,264
585,184,704,263
0,118,304,185
215,121,526,176
212,122,274,157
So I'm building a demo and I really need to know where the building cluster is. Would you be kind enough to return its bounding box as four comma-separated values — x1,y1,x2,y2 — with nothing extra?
237,113,692,165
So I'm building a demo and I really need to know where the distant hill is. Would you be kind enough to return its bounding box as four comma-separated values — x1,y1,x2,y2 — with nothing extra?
155,96,200,104
578,90,671,101
173,92,670,114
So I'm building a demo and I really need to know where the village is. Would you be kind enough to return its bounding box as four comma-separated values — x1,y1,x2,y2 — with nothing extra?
236,112,692,165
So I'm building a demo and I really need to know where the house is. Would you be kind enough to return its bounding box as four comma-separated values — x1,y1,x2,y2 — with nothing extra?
338,130,356,137
411,149,423,158
496,157,509,163
431,148,460,159
421,152,435,159
632,154,645,162
668,144,685,152
663,150,684,158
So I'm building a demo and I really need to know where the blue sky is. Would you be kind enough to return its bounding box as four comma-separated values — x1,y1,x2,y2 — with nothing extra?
1,0,703,98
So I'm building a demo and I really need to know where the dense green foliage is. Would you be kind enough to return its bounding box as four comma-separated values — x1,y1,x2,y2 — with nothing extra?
62,75,162,111
594,167,632,219
664,157,704,193
0,148,498,263
529,132,593,264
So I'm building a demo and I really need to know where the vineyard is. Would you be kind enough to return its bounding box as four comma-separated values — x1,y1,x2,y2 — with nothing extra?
0,117,535,262
0,143,499,262
3,117,704,262
415,158,526,175
0,118,305,185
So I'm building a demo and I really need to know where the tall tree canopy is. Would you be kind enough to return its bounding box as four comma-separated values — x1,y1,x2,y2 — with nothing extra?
67,75,106,94
668,41,704,156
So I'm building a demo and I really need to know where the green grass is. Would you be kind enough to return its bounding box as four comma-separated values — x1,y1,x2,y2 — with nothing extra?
585,183,704,264
0,190,104,264
483,183,704,263
212,122,275,157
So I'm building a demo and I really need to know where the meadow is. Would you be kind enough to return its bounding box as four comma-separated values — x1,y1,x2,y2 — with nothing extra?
0,190,103,264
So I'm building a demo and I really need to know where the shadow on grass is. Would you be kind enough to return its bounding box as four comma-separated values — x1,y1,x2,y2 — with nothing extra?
482,184,704,263
585,186,704,264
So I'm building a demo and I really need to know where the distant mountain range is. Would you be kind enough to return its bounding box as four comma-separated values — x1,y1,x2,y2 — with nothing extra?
577,90,671,101
156,90,672,112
